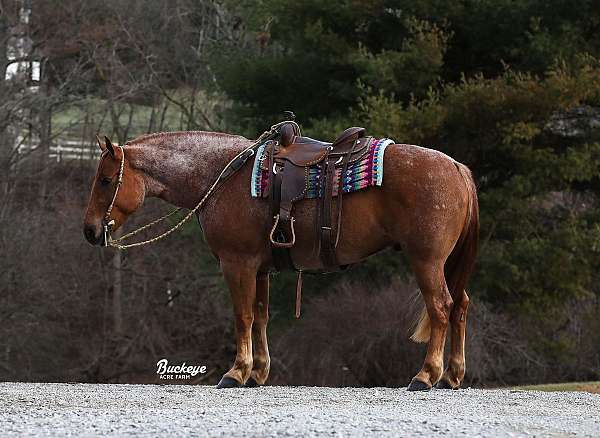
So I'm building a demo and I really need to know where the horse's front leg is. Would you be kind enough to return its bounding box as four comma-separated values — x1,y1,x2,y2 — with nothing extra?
216,259,257,388
245,272,270,387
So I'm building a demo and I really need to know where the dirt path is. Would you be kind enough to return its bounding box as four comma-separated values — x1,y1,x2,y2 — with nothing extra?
1,383,598,436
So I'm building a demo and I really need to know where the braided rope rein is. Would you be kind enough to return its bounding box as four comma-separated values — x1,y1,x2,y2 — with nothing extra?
106,126,286,250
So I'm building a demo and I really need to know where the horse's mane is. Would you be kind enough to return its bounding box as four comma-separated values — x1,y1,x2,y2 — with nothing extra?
125,130,246,147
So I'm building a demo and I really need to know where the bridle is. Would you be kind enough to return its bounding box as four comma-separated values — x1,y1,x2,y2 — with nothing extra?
101,145,125,246
99,120,292,250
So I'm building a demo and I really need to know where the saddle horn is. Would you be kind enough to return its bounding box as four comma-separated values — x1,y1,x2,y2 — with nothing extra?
280,122,300,147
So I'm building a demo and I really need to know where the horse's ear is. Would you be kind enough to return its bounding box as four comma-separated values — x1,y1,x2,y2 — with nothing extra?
104,136,115,157
96,134,106,152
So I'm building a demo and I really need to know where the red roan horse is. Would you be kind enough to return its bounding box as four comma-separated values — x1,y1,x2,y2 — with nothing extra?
83,129,478,391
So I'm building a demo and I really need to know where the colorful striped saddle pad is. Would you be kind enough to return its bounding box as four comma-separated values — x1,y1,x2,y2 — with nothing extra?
250,138,394,198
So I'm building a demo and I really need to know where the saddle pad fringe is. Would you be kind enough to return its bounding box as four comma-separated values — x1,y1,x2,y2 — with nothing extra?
250,138,394,199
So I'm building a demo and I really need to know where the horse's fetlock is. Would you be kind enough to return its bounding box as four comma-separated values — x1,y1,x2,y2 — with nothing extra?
448,357,465,380
423,361,444,384
253,355,270,372
233,355,253,372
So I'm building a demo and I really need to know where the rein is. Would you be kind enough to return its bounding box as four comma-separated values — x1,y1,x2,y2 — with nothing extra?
102,123,290,250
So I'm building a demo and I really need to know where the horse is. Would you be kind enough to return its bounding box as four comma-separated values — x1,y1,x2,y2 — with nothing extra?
83,129,479,391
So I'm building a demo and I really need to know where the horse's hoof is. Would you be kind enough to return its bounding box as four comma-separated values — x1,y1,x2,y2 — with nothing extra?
434,379,458,390
244,377,261,388
216,376,242,389
407,378,432,392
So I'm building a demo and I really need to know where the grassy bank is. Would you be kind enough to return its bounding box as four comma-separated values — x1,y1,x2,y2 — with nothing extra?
512,382,600,394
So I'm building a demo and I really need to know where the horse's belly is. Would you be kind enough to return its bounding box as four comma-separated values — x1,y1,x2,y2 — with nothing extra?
288,187,392,270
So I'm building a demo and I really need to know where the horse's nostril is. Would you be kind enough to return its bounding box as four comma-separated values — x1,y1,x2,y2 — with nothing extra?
84,226,99,245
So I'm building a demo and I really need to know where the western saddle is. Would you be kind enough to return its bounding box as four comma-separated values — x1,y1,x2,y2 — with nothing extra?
262,119,374,277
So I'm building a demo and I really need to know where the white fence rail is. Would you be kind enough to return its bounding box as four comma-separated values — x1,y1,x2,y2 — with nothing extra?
17,136,101,163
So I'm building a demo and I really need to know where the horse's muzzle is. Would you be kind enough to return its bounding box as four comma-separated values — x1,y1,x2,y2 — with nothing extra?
83,224,102,246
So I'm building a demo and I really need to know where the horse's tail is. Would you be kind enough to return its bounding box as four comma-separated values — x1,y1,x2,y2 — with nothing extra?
411,162,479,343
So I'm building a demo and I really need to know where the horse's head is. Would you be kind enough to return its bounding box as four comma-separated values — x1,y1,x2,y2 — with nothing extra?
83,136,146,246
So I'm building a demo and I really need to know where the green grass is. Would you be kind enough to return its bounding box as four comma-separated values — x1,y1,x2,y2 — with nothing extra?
52,98,184,139
51,90,226,142
512,381,600,394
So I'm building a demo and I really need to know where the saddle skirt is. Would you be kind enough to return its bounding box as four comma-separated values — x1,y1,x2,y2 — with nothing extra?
251,137,393,199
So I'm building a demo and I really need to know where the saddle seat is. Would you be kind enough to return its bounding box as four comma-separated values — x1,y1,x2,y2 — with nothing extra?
261,125,370,170
273,123,367,165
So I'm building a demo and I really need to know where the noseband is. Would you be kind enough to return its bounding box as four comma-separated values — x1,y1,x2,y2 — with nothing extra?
102,145,125,246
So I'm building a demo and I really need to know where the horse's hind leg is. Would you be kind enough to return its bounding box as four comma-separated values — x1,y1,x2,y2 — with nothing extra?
408,258,453,391
436,289,469,389
216,259,257,388
246,273,271,387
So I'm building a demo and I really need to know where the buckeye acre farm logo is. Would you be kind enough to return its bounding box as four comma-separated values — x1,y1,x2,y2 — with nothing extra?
156,358,207,380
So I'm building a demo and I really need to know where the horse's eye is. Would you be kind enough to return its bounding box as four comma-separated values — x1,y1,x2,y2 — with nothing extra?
100,177,112,187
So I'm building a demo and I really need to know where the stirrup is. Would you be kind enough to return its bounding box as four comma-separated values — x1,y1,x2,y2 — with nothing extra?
269,214,296,248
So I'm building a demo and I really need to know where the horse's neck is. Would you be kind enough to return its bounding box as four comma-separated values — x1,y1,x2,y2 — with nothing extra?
128,132,251,209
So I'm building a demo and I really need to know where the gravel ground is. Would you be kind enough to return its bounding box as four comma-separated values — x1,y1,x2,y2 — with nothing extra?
0,382,599,437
